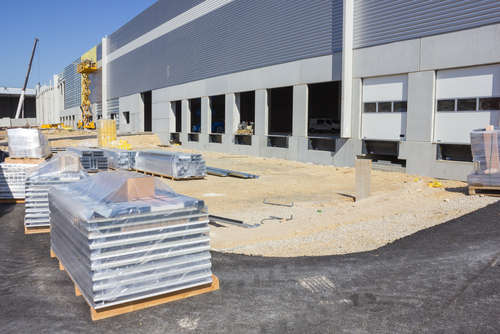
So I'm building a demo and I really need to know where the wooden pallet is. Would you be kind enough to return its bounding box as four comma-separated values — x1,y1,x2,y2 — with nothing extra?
86,169,109,173
134,169,205,181
5,155,51,164
51,249,219,321
469,185,500,197
0,198,25,204
25,226,50,234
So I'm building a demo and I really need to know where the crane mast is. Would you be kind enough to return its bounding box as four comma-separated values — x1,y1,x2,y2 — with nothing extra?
15,38,39,119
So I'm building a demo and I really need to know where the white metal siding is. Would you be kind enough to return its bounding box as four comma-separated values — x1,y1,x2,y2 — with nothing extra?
363,75,408,102
435,65,500,143
362,113,407,141
436,64,500,99
435,111,499,143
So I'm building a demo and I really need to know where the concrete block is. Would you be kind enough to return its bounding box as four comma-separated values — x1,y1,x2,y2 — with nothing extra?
152,102,169,120
406,71,435,142
353,39,420,78
27,118,37,126
230,68,261,93
205,75,230,97
355,159,372,201
261,61,300,89
0,118,10,128
152,87,168,104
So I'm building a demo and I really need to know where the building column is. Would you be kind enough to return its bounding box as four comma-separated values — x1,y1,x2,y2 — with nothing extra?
181,99,190,144
200,96,210,145
102,37,108,119
293,84,308,137
341,0,354,138
254,89,268,136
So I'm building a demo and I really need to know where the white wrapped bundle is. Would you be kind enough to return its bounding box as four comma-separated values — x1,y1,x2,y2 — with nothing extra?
7,128,50,158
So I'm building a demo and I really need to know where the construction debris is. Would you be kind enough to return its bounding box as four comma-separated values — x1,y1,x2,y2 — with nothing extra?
263,198,294,207
209,215,259,228
206,166,258,179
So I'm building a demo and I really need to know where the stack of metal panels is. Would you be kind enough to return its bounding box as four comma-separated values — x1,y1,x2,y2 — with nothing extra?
0,163,38,199
67,147,109,171
468,128,500,186
49,171,213,310
24,152,89,228
135,150,206,179
7,128,50,158
102,148,137,170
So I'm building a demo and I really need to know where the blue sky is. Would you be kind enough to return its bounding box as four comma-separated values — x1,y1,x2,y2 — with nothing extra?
0,0,157,88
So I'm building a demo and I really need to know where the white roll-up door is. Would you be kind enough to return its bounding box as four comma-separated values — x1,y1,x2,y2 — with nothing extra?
362,74,408,141
434,64,500,144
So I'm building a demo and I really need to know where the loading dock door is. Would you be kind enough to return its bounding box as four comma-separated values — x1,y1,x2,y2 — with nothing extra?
361,74,408,141
434,64,500,144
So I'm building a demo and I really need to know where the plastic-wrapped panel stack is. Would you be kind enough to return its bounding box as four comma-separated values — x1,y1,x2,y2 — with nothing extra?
49,171,212,310
468,127,500,186
102,148,137,170
96,119,117,148
7,128,50,158
0,163,38,199
67,147,109,171
24,152,89,228
135,150,206,179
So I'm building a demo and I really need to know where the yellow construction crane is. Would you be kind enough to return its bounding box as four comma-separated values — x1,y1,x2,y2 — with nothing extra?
77,59,97,129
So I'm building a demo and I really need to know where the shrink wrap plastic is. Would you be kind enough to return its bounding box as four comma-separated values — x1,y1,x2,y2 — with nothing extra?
0,163,38,199
102,148,137,170
67,147,109,171
135,150,206,179
49,170,212,309
7,128,50,158
468,128,500,186
24,152,89,228
97,119,117,148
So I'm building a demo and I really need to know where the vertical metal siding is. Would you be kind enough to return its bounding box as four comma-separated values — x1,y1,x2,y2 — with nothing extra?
354,0,500,49
64,58,81,109
107,0,343,99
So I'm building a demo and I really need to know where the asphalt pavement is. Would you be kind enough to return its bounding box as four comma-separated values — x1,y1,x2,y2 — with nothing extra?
0,201,499,333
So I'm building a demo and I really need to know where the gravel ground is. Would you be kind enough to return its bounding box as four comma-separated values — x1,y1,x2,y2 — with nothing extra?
215,195,499,257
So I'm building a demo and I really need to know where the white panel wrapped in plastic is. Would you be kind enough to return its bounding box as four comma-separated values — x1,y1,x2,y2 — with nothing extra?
7,128,50,158
24,152,89,228
49,170,212,309
102,148,137,170
67,147,110,171
0,163,38,199
135,150,206,179
467,128,500,186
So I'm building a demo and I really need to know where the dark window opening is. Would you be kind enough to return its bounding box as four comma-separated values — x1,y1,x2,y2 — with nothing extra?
210,95,225,133
437,144,473,162
122,111,130,124
189,98,201,132
239,90,255,126
308,81,341,136
269,86,293,135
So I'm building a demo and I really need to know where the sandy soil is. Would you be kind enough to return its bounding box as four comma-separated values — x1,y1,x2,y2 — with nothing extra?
4,131,493,257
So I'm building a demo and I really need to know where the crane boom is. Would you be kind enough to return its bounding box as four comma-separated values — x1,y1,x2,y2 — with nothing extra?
15,38,39,119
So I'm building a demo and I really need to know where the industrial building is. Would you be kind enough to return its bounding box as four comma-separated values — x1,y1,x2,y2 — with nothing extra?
1,87,37,127
36,0,500,181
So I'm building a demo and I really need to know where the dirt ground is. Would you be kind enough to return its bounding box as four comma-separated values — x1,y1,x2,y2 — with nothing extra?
3,130,493,257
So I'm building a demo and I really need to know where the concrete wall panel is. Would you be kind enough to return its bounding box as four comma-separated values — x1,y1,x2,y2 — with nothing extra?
261,61,300,89
406,71,435,142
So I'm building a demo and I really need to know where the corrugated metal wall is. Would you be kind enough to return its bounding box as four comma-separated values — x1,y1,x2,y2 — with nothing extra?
353,0,500,49
64,58,81,109
107,0,343,99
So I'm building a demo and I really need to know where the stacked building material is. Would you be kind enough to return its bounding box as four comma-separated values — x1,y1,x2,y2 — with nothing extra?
468,127,500,186
96,119,117,148
0,163,38,199
24,152,89,229
102,148,137,170
49,171,212,310
7,128,50,158
135,150,206,179
67,147,109,172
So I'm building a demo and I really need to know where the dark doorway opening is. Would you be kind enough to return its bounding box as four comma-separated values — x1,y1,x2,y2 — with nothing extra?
239,91,255,124
173,100,182,133
308,81,341,136
210,95,225,133
268,87,293,135
142,91,152,132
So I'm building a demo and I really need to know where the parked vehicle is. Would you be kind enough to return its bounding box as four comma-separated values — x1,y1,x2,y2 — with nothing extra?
309,118,340,134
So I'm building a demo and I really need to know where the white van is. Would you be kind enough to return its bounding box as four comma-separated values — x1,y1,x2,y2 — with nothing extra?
309,118,340,134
